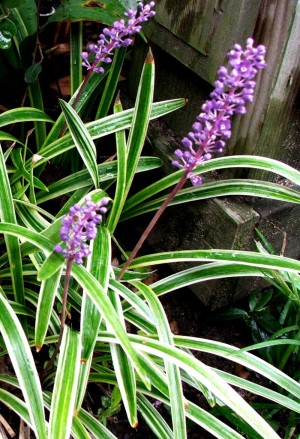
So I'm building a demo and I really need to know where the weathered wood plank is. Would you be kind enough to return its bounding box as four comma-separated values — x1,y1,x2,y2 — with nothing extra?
146,0,261,84
227,0,300,178
155,0,215,55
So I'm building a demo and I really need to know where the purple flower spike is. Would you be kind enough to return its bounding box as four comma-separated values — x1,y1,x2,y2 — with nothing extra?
81,2,155,73
172,38,266,186
54,196,110,264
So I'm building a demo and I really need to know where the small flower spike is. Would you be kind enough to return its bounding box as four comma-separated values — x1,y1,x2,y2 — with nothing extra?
54,196,110,264
81,2,155,73
172,38,267,186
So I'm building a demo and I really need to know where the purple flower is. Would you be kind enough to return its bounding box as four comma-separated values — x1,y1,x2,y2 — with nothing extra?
172,38,267,186
81,2,155,73
54,196,110,264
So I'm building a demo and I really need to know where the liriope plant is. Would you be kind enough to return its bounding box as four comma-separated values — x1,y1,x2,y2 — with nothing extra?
0,2,300,439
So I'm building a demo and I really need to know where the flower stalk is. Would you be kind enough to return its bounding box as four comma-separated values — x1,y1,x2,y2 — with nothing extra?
46,196,109,372
71,2,155,111
117,38,266,279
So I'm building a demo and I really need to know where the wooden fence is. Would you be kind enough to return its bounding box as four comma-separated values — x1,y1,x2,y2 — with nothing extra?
132,0,300,179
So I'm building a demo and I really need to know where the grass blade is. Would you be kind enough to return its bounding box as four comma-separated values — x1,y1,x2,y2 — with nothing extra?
13,98,185,175
133,281,186,438
172,336,300,400
49,327,81,439
125,49,155,196
121,179,300,220
0,107,53,128
70,22,83,95
123,155,300,215
0,146,24,305
36,157,161,205
81,226,111,361
108,287,137,427
95,47,127,119
77,408,118,439
76,227,111,412
59,99,99,188
137,393,173,439
72,264,150,389
0,388,32,427
35,266,63,350
98,333,281,439
125,249,300,273
106,97,128,233
0,295,46,438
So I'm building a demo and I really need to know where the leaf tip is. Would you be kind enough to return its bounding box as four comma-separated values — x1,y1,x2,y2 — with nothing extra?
145,48,154,65
115,91,121,105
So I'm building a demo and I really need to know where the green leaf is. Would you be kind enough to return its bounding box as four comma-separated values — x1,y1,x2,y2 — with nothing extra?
24,62,42,84
125,249,300,273
125,50,155,197
29,78,47,148
11,148,48,191
123,155,300,214
81,226,111,362
59,99,99,188
36,157,161,205
108,287,137,427
0,222,54,254
0,107,53,128
197,368,300,415
77,408,118,439
7,0,37,39
35,266,63,350
70,22,83,95
98,333,281,439
230,338,300,354
133,281,186,438
137,394,173,439
72,416,91,439
0,146,24,305
41,72,106,146
0,295,47,438
184,399,245,439
49,327,81,439
30,98,185,170
72,264,150,389
121,179,300,220
37,250,64,281
149,262,265,298
109,279,157,324
45,0,129,24
95,47,127,119
106,97,127,233
171,336,300,401
200,155,300,186
1,0,26,7
0,388,31,427
0,18,17,49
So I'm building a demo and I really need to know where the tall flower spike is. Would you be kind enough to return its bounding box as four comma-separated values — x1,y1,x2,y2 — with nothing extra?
172,38,267,186
54,196,110,264
81,2,155,74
